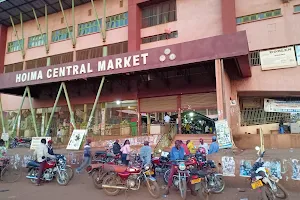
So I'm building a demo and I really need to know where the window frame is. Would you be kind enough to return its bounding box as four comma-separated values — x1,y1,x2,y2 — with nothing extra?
106,12,128,30
7,39,24,53
236,9,282,25
141,31,178,44
78,19,102,37
51,27,73,43
141,0,177,28
294,5,300,13
28,34,46,48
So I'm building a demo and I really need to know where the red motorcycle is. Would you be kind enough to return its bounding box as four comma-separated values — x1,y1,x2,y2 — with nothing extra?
101,163,160,198
152,155,171,175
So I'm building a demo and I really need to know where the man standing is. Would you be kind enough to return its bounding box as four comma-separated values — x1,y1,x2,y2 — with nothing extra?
165,140,185,195
33,138,56,186
57,129,62,144
47,140,54,155
139,141,152,165
76,138,92,173
112,139,121,155
199,138,209,154
164,113,170,123
208,136,219,155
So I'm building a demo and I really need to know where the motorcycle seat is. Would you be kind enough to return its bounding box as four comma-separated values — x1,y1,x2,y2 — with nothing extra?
95,151,107,156
27,160,40,168
190,169,206,178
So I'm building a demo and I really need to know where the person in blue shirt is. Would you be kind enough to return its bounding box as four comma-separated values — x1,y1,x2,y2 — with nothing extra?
139,141,152,165
208,136,219,155
166,140,185,195
76,138,92,173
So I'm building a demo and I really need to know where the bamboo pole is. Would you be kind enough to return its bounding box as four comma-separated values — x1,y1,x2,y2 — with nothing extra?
26,86,38,137
45,83,63,136
86,77,105,130
9,16,25,58
62,82,76,128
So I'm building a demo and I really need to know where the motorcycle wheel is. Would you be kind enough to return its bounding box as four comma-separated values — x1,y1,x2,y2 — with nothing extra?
163,169,170,184
179,179,187,200
66,165,74,181
197,182,209,200
102,174,121,196
56,171,69,186
146,179,160,199
210,174,225,194
28,168,38,184
92,170,105,189
263,183,288,200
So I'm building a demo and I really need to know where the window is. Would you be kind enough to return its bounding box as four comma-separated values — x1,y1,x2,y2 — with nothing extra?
294,5,300,13
50,52,73,65
107,41,128,56
7,39,24,53
52,27,73,42
26,57,47,69
76,46,103,61
236,9,281,24
106,12,128,30
249,51,261,66
142,31,178,44
142,0,177,28
4,62,23,73
28,34,46,48
78,20,102,36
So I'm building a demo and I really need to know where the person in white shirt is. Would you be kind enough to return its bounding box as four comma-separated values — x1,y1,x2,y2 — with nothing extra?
33,138,56,186
199,138,209,154
164,113,170,123
57,129,62,144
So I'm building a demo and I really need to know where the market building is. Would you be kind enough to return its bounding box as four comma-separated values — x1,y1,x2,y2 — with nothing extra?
0,0,300,149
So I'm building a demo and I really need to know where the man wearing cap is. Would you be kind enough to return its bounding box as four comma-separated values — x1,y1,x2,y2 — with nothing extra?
208,136,219,155
199,138,209,154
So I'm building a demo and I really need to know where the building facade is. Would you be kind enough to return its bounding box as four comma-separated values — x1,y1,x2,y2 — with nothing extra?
0,0,300,148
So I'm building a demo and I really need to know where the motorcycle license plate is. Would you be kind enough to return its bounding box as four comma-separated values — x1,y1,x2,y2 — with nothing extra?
145,170,154,175
191,178,201,184
251,180,263,189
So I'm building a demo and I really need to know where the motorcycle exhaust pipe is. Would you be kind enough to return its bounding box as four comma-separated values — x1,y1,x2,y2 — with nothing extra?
26,176,37,179
102,185,128,190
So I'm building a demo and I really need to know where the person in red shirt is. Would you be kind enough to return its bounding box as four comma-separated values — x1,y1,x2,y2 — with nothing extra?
179,140,190,155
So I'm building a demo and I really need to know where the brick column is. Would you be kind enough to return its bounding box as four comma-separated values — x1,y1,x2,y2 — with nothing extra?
0,25,8,73
221,0,237,34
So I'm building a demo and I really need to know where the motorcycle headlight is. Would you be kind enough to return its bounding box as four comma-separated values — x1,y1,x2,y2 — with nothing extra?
144,164,150,171
178,162,186,171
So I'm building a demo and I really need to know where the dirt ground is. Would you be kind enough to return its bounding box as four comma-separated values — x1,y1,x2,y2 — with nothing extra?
1,172,299,200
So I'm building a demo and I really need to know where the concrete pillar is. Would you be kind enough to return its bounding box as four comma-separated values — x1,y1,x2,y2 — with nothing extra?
0,25,8,73
177,95,181,134
101,103,106,136
137,98,142,136
215,59,232,125
221,0,237,34
147,113,150,135
215,59,225,120
83,104,88,123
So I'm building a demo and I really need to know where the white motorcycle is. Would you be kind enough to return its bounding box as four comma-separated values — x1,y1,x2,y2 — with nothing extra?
249,146,288,200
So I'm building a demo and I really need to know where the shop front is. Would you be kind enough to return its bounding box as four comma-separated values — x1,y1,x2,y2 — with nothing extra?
0,31,251,142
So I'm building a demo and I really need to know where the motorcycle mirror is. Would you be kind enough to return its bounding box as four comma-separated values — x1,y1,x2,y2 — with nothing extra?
255,146,260,151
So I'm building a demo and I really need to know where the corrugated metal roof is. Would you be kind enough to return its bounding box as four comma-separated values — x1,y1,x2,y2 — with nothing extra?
0,0,91,26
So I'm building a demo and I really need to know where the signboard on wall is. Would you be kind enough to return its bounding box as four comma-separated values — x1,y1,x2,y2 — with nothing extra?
66,129,87,150
264,98,300,113
215,120,232,149
260,46,297,71
295,45,300,65
30,137,51,150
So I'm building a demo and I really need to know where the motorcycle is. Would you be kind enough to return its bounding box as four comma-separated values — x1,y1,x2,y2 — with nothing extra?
152,154,171,176
249,146,288,200
9,137,31,148
166,160,189,200
101,163,160,198
26,154,69,186
164,154,225,194
94,150,122,165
